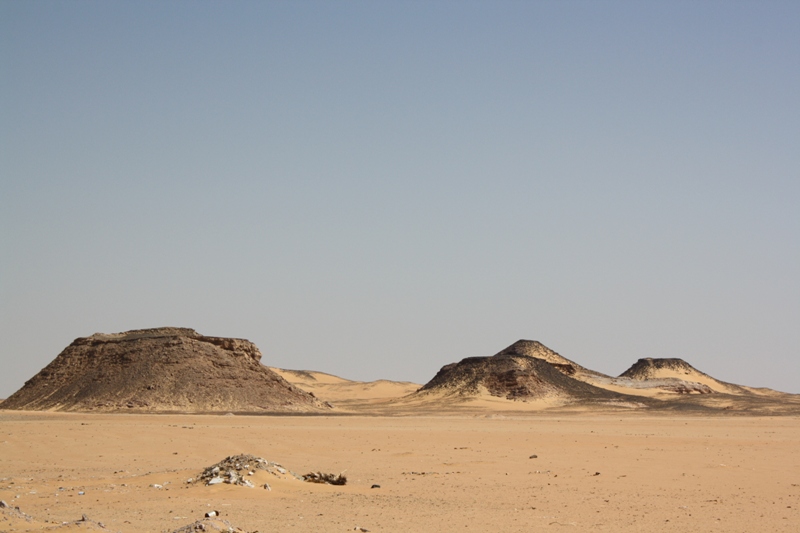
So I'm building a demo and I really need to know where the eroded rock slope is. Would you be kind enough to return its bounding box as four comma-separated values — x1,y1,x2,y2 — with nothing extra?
2,327,330,413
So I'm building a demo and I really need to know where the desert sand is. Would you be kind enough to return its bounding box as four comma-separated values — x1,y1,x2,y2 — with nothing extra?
3,332,799,531
2,410,799,532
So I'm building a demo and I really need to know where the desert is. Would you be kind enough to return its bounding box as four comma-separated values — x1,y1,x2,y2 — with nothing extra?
2,412,799,532
2,329,799,532
6,3,799,532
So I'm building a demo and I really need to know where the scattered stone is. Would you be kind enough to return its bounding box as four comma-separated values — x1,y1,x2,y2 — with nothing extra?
0,501,34,523
353,528,370,532
151,484,163,489
593,472,601,476
303,471,347,485
199,454,300,488
262,483,271,491
171,517,249,533
371,484,381,489
529,454,538,459
205,511,219,518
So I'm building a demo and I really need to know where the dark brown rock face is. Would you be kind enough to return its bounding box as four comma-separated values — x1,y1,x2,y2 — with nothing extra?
2,327,330,413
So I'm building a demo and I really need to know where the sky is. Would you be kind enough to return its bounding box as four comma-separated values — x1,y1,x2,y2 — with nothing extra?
1,1,798,398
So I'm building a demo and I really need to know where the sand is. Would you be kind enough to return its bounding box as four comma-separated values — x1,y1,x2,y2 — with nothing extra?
269,368,421,410
1,410,798,532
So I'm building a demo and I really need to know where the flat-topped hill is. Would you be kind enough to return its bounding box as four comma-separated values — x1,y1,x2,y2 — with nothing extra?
1,328,330,413
619,357,746,394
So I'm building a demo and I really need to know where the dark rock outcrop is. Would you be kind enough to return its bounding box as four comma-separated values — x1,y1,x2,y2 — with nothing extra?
1,327,330,413
621,357,705,380
618,357,747,394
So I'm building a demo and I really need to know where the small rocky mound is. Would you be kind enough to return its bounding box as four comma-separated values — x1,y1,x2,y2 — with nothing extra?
1,328,331,413
172,517,250,533
198,454,300,487
418,350,625,402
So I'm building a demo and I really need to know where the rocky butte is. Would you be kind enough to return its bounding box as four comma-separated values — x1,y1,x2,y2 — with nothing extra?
1,327,330,413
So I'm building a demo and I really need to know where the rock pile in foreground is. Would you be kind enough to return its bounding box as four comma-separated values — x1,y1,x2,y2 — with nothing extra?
2,327,330,413
197,454,348,488
171,517,250,533
198,454,302,487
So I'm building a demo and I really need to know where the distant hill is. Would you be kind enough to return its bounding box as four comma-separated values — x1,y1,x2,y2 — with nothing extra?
618,357,748,394
416,351,628,403
401,339,800,414
2,328,330,413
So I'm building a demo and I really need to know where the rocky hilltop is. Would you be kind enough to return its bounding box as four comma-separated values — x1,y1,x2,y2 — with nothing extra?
492,340,583,374
619,357,745,394
1,327,330,413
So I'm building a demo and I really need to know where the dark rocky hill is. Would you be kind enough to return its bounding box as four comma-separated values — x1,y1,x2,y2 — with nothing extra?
417,341,633,403
407,340,800,413
1,327,330,413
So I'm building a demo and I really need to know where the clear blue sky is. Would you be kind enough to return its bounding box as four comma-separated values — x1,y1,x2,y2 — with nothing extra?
2,1,798,397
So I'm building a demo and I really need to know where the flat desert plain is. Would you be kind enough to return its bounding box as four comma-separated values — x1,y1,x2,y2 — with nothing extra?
2,411,799,532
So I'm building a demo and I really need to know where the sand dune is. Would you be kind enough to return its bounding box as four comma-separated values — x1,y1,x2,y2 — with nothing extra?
270,368,420,409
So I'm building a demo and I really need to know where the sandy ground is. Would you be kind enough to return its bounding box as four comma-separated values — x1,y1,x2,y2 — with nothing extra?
1,411,798,532
268,368,421,410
